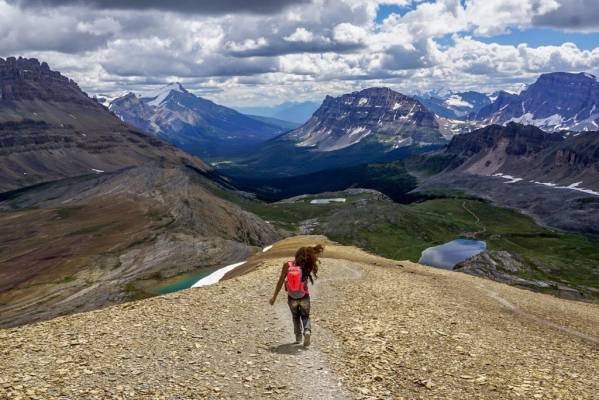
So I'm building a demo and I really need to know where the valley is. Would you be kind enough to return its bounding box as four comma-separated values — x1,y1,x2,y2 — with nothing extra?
3,2,599,398
203,184,599,302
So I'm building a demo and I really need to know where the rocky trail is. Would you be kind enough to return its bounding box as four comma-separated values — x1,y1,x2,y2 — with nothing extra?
1,236,598,399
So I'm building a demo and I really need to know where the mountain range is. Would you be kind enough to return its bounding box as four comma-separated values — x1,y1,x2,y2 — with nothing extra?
0,57,281,327
471,72,599,132
108,83,290,159
412,122,599,234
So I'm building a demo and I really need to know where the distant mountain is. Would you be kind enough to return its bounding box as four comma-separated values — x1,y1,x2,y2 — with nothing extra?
218,87,475,177
0,57,281,327
0,57,207,192
236,101,321,124
109,84,286,159
471,72,599,132
416,91,491,120
283,87,464,152
443,122,599,190
244,114,300,131
412,122,599,234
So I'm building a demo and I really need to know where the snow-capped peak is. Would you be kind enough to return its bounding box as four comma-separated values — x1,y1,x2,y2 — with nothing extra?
142,82,187,107
582,72,598,82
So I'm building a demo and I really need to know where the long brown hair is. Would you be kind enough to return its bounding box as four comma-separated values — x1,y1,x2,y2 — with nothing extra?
294,244,323,284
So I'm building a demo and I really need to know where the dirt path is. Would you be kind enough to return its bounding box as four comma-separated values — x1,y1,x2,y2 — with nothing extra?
475,283,599,346
269,259,363,399
462,200,487,237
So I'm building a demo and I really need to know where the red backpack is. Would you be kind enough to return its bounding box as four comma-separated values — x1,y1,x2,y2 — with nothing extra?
285,261,308,299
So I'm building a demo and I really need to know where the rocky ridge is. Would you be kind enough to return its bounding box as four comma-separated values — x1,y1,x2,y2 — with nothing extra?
440,122,599,191
1,236,598,399
0,165,282,328
472,72,599,132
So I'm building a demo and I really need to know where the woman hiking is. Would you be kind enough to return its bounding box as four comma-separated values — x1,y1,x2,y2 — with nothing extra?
269,245,323,347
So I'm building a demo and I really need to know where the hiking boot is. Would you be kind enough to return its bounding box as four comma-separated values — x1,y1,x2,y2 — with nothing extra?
303,331,311,347
295,334,302,344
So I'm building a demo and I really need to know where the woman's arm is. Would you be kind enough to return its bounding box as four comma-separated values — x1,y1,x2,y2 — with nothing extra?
269,263,289,305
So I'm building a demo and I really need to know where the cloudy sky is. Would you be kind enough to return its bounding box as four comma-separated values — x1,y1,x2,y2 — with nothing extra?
2,0,599,106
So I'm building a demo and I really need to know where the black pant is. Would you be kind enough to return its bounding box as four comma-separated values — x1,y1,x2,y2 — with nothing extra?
288,295,311,335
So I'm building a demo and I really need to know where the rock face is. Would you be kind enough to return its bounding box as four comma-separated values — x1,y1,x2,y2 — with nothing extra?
109,83,286,158
454,250,591,300
283,87,450,152
472,72,599,131
0,57,90,103
442,122,599,191
0,164,283,328
0,57,209,193
454,251,547,288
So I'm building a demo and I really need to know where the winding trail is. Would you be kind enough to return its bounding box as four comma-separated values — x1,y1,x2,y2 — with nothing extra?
270,260,363,399
475,284,599,346
462,200,487,237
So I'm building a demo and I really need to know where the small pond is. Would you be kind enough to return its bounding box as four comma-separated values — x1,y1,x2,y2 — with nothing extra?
418,239,486,270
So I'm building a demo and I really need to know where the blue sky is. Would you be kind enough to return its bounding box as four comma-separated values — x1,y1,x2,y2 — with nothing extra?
376,2,599,51
475,28,599,51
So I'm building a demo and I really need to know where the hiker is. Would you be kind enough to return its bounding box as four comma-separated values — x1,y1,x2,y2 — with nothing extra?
269,245,323,347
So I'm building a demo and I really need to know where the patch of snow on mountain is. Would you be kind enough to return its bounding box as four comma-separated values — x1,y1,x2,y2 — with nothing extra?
507,113,564,130
392,102,402,111
347,126,368,137
358,98,368,106
144,83,186,107
445,95,473,109
493,173,523,184
530,180,599,196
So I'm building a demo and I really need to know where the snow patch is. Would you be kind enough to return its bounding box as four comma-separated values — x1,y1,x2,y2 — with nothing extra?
530,180,599,196
507,113,564,130
358,98,368,106
445,95,473,109
91,168,104,173
492,173,523,184
144,83,186,107
192,261,246,288
262,245,273,253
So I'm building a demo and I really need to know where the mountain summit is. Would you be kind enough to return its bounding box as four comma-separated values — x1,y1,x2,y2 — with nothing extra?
472,72,599,131
0,57,208,192
109,84,287,158
283,87,450,152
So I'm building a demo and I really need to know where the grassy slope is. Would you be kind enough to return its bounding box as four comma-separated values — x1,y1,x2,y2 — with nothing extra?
204,178,599,296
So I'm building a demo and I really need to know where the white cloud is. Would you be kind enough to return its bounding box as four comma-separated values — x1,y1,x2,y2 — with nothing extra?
284,27,316,43
0,0,598,107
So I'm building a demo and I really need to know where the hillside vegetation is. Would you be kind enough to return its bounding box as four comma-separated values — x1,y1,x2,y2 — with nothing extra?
207,187,599,300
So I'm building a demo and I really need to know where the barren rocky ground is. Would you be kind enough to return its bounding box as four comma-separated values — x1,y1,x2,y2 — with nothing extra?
1,236,598,399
